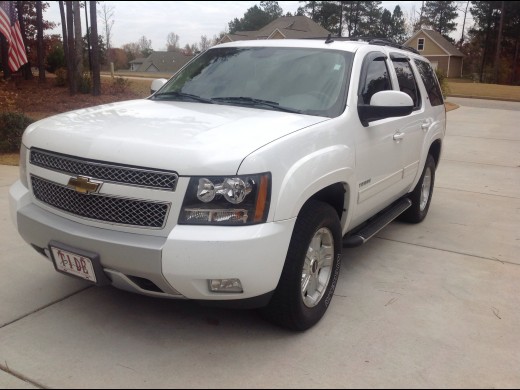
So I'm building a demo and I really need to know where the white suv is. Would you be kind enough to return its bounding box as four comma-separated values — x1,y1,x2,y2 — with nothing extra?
9,38,445,330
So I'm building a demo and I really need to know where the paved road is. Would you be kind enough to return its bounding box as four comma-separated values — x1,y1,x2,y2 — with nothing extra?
1,99,519,388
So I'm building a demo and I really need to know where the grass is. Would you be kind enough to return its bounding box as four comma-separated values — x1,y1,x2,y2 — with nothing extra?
447,79,520,101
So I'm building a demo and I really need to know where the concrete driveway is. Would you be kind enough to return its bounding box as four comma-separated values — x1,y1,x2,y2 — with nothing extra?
1,98,519,388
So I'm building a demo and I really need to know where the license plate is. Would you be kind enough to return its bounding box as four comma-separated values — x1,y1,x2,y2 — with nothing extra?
50,246,97,283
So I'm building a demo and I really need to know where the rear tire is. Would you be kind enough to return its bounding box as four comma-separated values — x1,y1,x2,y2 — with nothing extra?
262,200,342,331
399,154,436,223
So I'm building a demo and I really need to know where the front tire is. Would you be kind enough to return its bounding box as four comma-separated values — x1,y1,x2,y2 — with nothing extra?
262,200,342,331
400,154,436,223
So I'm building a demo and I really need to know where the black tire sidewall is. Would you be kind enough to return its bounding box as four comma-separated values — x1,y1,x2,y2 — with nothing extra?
401,154,436,223
265,200,342,331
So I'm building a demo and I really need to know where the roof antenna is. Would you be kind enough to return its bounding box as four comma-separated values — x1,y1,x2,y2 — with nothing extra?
325,34,334,44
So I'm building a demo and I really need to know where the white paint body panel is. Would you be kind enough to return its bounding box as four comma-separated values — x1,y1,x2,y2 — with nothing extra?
10,39,445,301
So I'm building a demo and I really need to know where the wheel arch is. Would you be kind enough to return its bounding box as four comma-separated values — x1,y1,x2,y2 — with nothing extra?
428,139,442,168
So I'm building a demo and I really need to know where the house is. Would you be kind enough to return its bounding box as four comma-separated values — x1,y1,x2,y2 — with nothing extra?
130,51,195,73
219,15,330,43
129,58,146,71
404,29,464,78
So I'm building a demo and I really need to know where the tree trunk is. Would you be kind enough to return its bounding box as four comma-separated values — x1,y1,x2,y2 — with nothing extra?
16,1,33,79
459,1,470,46
84,1,91,72
59,1,68,70
511,38,519,85
1,35,11,80
66,1,76,95
36,1,45,82
90,1,100,96
493,1,505,84
338,1,343,37
479,4,494,83
73,1,83,90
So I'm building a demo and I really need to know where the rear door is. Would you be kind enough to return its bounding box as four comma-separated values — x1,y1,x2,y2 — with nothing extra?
389,53,428,189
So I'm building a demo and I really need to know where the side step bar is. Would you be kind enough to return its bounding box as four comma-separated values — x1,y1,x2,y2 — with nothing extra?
343,198,412,248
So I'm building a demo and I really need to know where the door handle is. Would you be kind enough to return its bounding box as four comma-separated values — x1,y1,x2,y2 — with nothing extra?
421,121,431,131
393,132,405,142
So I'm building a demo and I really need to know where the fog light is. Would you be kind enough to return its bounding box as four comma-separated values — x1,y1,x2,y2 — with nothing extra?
209,279,243,293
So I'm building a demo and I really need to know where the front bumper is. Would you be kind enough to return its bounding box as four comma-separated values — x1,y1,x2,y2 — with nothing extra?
9,180,296,303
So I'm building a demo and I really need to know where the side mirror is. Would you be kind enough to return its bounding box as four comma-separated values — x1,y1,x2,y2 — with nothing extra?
358,90,414,127
150,78,168,94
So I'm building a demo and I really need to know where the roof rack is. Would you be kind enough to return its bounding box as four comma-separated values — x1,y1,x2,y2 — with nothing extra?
305,36,420,55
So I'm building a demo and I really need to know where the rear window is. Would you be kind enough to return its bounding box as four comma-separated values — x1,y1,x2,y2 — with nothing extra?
414,59,443,106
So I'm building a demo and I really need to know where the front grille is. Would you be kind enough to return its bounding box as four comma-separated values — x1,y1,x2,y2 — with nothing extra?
30,149,178,191
31,176,170,229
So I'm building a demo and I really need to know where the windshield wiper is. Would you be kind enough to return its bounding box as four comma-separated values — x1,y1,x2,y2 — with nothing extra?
211,96,302,114
152,91,214,104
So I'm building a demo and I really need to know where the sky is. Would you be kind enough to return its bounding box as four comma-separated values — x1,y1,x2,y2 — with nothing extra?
43,1,467,50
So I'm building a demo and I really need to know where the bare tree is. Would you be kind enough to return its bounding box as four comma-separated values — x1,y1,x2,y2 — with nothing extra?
98,3,115,61
199,35,211,51
138,35,153,57
90,1,101,96
166,32,180,51
404,4,420,37
36,1,45,82
457,1,470,45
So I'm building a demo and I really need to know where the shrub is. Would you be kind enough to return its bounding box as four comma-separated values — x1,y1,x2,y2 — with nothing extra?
79,72,91,94
435,68,450,97
55,67,67,87
46,45,66,73
109,76,132,94
0,112,34,153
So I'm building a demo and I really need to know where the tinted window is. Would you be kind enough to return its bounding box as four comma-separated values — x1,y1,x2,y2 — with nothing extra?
157,47,353,118
414,59,444,106
392,59,421,110
360,58,391,105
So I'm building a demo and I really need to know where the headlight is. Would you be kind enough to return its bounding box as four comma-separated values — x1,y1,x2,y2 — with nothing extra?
19,144,28,188
179,173,271,225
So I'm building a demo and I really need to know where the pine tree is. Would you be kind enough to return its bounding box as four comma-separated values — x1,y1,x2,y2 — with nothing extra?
423,1,458,40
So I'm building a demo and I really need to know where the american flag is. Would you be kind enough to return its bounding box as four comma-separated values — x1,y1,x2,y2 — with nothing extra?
0,1,28,72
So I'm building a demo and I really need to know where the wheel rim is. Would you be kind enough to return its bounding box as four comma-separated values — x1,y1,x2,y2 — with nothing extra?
301,227,334,308
420,167,432,211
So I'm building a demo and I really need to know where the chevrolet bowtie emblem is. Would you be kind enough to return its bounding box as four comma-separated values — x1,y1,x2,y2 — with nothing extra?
67,176,102,194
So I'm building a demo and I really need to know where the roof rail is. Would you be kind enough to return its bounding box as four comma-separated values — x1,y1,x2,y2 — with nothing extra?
303,36,420,55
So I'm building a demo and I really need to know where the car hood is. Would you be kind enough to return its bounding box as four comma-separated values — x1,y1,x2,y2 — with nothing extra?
23,99,328,175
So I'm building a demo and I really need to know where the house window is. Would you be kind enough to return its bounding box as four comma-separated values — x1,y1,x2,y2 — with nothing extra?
418,38,425,51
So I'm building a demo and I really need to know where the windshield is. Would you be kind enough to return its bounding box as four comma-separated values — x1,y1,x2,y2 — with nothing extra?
153,46,353,118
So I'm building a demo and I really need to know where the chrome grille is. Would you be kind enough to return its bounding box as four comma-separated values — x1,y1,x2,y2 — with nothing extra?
31,176,170,229
30,149,178,191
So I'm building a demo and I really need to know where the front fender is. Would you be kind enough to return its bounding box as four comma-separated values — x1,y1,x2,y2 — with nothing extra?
274,145,355,221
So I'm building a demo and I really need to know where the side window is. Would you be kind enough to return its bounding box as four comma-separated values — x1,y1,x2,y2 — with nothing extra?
418,38,425,51
414,59,444,106
359,57,391,105
392,59,421,110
